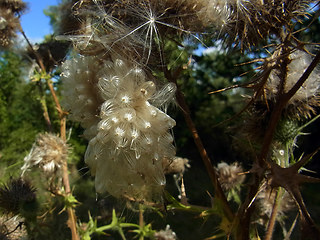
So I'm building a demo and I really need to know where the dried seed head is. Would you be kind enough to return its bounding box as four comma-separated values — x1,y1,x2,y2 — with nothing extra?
0,8,20,49
266,50,320,119
154,225,177,240
83,55,176,202
0,178,36,216
21,133,69,176
216,162,245,191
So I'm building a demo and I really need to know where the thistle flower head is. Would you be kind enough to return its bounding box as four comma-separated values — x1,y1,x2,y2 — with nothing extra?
0,178,36,216
21,133,69,176
216,162,245,191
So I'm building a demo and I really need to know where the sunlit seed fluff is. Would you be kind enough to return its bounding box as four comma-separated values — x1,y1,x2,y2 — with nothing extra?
21,133,69,176
216,162,245,191
85,56,176,202
266,50,320,118
61,55,104,139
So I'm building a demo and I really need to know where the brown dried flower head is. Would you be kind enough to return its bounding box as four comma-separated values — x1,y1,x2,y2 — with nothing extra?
21,133,69,176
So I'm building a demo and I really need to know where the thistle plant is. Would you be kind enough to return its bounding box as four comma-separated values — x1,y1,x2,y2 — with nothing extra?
1,0,320,239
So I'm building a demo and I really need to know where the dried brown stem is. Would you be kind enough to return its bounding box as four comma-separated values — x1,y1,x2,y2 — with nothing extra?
20,28,79,240
164,67,234,221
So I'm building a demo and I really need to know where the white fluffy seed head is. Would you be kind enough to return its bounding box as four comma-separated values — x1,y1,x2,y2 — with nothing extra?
82,55,176,202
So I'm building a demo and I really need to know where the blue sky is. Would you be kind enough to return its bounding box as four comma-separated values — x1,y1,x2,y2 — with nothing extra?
20,0,59,42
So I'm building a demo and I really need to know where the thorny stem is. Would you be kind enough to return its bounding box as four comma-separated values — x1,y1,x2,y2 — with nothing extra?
164,67,234,221
239,47,320,239
20,28,79,240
